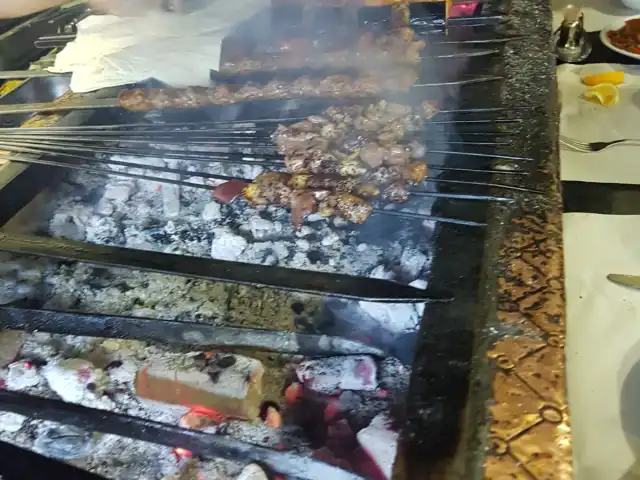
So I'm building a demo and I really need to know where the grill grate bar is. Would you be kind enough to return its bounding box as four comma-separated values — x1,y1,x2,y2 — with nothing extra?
0,307,386,357
0,232,452,303
0,391,366,480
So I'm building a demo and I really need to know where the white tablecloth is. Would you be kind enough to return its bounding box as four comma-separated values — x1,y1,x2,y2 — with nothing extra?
564,214,640,480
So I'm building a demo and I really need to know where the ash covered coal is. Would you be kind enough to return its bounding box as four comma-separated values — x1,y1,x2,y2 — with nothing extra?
0,113,436,480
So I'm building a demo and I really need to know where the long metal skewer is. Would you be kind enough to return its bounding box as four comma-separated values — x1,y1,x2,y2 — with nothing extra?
1,154,498,225
0,132,511,149
0,140,527,177
0,134,528,161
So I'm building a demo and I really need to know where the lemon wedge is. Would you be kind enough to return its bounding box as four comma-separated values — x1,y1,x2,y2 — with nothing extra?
582,71,625,86
583,83,620,106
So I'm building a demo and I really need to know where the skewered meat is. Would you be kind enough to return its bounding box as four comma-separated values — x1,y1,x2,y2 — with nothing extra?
272,100,440,156
118,70,419,112
282,143,423,176
220,28,426,74
215,163,424,226
317,193,373,224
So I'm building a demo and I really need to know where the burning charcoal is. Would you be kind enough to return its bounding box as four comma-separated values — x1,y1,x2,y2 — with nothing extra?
191,352,209,370
49,212,86,241
259,401,282,429
214,355,237,368
135,355,265,420
0,331,23,368
179,408,222,430
312,446,353,471
208,369,222,383
103,181,135,204
0,412,26,433
296,356,378,395
399,249,429,282
359,301,420,335
105,359,124,371
210,227,248,261
326,419,358,454
284,382,304,404
41,358,107,403
34,424,95,460
410,279,428,318
356,414,399,480
378,357,410,395
6,360,41,390
321,232,341,247
249,217,283,241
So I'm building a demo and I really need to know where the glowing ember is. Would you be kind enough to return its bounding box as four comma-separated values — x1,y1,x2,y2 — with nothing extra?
264,406,282,429
180,405,225,429
450,2,479,16
324,399,342,422
172,447,193,461
23,361,32,369
284,382,303,404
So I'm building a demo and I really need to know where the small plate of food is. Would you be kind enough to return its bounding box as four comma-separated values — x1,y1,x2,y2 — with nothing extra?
601,15,640,61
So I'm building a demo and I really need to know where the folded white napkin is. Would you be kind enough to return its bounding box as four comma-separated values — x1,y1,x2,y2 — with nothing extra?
48,0,269,93
559,63,640,184
564,213,640,480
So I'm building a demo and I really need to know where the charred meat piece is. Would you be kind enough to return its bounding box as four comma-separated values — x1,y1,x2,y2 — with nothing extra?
243,172,293,206
291,190,317,227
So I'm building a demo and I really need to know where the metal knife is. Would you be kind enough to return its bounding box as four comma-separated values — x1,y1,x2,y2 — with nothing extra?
607,274,640,289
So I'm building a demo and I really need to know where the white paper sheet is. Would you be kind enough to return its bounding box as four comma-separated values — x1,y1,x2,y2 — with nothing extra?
49,0,269,92
564,213,640,480
559,63,640,184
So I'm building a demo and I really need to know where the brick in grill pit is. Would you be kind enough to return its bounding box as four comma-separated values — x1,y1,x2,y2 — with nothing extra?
135,355,265,420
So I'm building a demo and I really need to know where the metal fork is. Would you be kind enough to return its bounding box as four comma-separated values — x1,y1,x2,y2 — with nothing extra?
560,135,640,152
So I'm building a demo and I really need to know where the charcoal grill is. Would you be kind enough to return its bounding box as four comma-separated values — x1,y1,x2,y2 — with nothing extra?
0,1,566,479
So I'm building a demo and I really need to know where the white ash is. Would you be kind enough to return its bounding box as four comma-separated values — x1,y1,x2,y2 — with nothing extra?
41,358,113,407
211,227,249,261
0,412,27,433
6,361,41,390
357,414,398,480
399,249,429,282
201,201,222,221
357,267,430,335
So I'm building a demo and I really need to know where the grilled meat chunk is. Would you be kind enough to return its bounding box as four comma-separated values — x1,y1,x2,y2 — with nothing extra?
318,193,373,224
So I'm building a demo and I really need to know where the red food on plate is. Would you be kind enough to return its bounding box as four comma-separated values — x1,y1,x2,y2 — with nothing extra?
607,18,640,54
